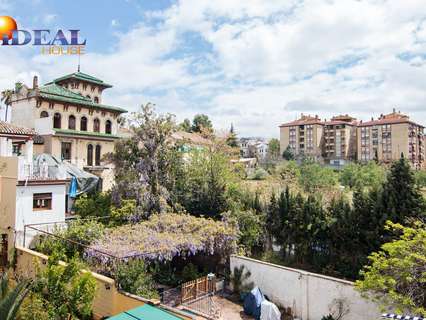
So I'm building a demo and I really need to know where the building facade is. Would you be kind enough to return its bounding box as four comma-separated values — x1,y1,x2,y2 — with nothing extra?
8,72,127,190
323,115,358,166
279,111,425,168
357,110,424,169
279,114,323,161
239,137,269,160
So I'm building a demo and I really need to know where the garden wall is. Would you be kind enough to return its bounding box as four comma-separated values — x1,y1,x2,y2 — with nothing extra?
230,255,380,320
15,246,193,320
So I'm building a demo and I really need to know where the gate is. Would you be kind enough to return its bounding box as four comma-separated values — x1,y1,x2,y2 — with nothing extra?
181,275,215,303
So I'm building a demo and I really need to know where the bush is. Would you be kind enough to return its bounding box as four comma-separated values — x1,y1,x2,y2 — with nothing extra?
248,168,269,180
181,263,200,283
116,259,159,299
110,199,136,225
74,192,111,219
414,170,426,188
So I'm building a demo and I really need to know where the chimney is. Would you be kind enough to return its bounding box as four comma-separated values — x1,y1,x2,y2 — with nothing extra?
33,75,38,89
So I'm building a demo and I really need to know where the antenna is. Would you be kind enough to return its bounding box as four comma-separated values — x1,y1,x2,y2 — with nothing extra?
77,51,81,72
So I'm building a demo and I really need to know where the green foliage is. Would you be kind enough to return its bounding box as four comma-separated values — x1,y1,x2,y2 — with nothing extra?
230,265,253,295
321,315,336,320
226,124,239,148
339,162,385,190
223,209,265,255
0,273,31,320
275,161,301,184
175,146,236,218
248,168,269,180
179,118,192,132
74,192,111,219
30,251,97,319
191,114,213,133
181,263,200,283
267,138,280,160
356,222,426,316
110,199,136,225
34,219,104,260
149,262,179,287
282,145,294,160
414,170,426,188
116,260,159,300
299,161,338,192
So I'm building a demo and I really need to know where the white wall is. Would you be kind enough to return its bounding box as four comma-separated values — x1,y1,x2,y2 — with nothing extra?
230,256,380,320
15,183,66,247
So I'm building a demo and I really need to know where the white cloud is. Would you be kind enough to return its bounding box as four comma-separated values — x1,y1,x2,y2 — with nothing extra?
1,0,426,138
111,19,119,27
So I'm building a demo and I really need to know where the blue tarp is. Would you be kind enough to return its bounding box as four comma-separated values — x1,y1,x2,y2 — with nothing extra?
243,287,265,320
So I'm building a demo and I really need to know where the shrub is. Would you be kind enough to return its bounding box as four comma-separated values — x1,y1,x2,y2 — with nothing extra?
115,260,159,300
248,168,269,180
74,192,111,219
110,199,137,225
181,263,200,283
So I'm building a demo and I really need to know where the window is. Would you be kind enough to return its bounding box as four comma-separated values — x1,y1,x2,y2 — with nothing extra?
68,115,76,130
53,113,61,129
95,145,101,166
94,97,99,104
61,142,71,160
40,111,49,118
87,144,93,166
48,102,54,109
83,84,87,90
86,95,91,99
33,193,52,210
80,116,87,131
12,143,22,156
105,120,112,134
93,118,100,132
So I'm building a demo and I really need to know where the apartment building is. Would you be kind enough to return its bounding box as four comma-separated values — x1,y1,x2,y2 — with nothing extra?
323,115,358,165
8,71,127,190
357,110,424,169
279,114,324,160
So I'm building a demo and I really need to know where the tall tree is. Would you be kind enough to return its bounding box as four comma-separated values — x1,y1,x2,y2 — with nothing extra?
179,118,192,132
110,103,182,217
226,123,239,148
282,145,294,160
267,138,280,160
191,114,213,134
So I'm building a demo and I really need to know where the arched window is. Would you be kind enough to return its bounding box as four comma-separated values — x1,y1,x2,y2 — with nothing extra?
40,111,49,118
94,97,99,104
93,118,100,132
80,116,87,131
87,144,93,166
95,145,101,166
105,120,112,134
68,115,76,130
53,113,61,129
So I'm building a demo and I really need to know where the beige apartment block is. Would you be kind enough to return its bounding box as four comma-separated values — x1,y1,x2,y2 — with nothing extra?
357,110,424,169
322,115,358,165
8,72,127,190
279,114,324,160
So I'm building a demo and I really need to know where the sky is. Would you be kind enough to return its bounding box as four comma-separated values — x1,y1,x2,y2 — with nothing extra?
1,0,426,138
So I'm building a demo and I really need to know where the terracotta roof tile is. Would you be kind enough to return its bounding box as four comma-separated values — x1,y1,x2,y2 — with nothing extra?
0,121,35,136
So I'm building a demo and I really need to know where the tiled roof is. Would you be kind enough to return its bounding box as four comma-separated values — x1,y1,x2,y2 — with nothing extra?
358,117,423,127
171,131,212,145
279,118,323,127
0,120,35,136
38,84,127,113
50,71,112,88
324,120,357,126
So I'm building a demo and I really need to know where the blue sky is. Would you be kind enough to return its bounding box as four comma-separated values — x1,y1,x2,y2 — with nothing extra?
1,0,426,138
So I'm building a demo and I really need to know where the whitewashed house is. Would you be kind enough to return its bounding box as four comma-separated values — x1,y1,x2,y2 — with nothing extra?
0,120,68,249
240,137,269,160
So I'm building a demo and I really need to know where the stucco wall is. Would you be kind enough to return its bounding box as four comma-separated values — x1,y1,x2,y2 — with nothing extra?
14,247,193,320
15,183,66,247
230,255,380,320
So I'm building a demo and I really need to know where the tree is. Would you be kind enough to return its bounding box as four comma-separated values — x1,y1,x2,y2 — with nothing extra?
339,162,385,190
356,222,426,316
282,145,294,160
0,273,31,320
1,89,13,121
34,251,96,319
110,103,183,217
179,118,192,132
191,114,213,134
380,156,425,224
226,123,239,148
299,160,338,192
267,138,280,160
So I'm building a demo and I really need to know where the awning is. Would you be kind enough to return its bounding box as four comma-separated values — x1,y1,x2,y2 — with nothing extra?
108,304,184,320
